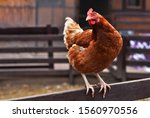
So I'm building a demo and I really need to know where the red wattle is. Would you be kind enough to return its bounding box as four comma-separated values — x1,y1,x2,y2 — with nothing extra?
88,20,96,25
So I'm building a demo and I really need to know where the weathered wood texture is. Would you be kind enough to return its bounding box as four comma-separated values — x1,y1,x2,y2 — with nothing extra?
0,0,77,29
11,78,150,101
112,12,150,32
0,26,72,78
0,0,35,27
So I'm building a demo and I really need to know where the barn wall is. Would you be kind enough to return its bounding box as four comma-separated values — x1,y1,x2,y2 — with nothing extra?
111,0,150,32
0,0,78,28
145,0,150,11
37,0,79,32
0,0,149,32
111,0,123,10
0,0,36,27
0,0,79,31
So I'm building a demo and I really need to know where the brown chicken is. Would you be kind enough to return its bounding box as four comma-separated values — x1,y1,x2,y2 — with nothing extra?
63,8,123,98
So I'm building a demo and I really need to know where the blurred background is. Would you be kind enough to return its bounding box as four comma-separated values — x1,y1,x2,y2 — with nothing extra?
0,0,150,100
0,0,149,31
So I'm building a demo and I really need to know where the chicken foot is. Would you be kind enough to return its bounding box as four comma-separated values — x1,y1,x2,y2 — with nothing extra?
81,73,95,97
95,73,111,98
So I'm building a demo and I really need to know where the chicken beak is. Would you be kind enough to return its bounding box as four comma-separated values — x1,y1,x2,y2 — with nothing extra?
86,16,91,21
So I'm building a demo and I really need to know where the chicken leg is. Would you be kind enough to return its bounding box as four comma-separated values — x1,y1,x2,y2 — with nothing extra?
81,73,95,97
95,73,111,98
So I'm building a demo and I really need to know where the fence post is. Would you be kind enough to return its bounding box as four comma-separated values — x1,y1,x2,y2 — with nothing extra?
46,25,53,69
69,65,75,85
46,25,59,69
116,36,127,81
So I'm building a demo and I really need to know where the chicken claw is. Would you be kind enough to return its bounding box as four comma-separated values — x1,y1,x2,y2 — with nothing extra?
81,73,95,97
85,84,95,98
95,73,111,98
97,82,111,98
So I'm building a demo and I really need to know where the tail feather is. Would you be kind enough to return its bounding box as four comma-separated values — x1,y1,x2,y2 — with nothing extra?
63,17,83,49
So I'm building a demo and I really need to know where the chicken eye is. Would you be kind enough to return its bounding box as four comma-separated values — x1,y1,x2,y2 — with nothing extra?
93,12,97,15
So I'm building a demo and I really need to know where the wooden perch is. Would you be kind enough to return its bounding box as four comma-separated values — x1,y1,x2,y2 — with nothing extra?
11,78,150,101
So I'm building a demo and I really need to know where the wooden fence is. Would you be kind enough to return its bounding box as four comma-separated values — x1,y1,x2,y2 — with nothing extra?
0,34,69,75
0,26,150,83
108,34,150,81
0,26,70,77
11,78,150,101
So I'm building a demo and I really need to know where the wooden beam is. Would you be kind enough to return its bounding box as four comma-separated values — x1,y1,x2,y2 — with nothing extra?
11,78,150,101
0,34,63,41
127,60,150,66
125,36,150,41
0,69,70,76
0,47,67,53
0,58,68,64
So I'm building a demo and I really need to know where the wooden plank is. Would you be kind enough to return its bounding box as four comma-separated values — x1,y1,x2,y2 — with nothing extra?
0,69,70,76
0,27,47,34
0,26,59,34
0,58,68,64
114,12,150,17
119,29,150,33
124,36,150,41
0,65,49,69
117,21,150,25
11,78,150,101
0,47,67,53
126,73,150,79
127,60,150,66
0,34,63,41
127,48,150,54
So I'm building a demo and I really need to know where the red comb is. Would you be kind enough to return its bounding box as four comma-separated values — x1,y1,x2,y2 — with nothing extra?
87,8,93,15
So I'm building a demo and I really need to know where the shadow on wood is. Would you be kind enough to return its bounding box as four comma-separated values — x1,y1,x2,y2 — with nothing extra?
11,78,150,101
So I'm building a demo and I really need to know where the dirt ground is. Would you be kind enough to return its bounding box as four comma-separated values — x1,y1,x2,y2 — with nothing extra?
0,82,82,100
0,76,84,100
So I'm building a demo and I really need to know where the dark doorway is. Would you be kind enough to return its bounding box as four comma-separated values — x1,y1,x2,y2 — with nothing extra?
79,0,110,28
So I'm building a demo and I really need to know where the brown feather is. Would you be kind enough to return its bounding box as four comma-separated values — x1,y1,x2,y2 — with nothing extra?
66,15,123,73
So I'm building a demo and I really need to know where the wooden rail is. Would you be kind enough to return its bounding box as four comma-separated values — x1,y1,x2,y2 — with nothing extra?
0,34,70,76
0,34,63,41
0,25,58,35
122,35,150,80
11,78,150,101
0,26,74,80
0,33,150,82
109,34,150,81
